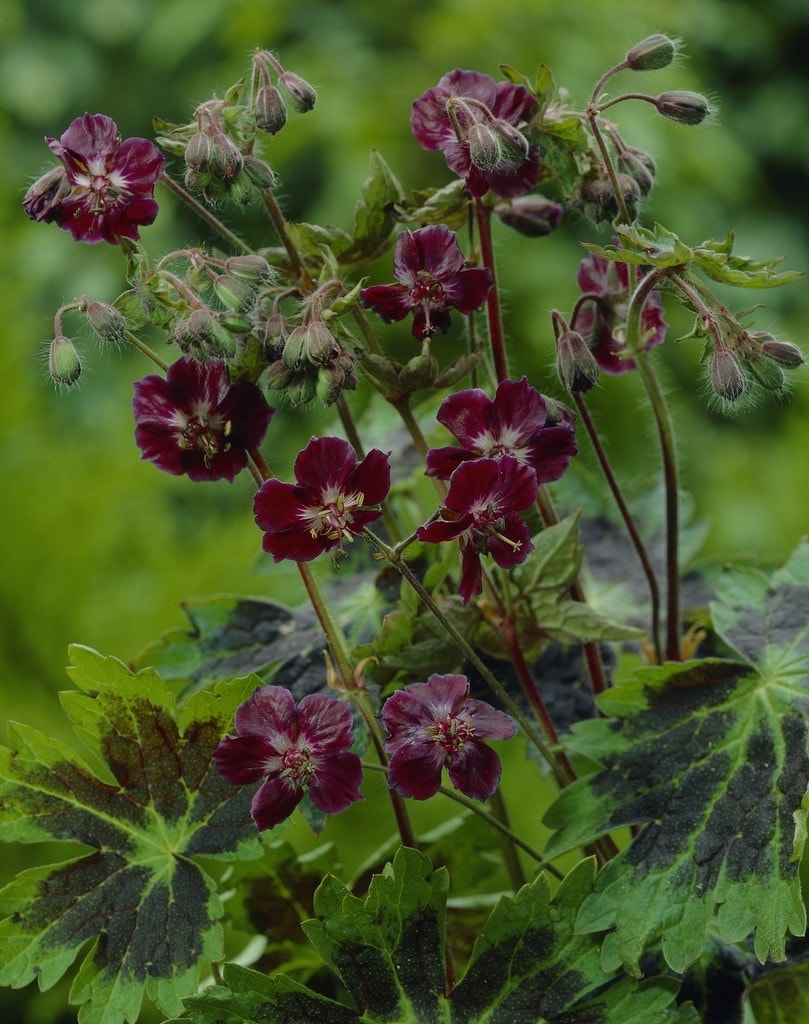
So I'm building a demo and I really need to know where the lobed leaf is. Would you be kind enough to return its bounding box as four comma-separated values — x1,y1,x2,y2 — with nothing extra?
544,542,809,976
0,647,263,1024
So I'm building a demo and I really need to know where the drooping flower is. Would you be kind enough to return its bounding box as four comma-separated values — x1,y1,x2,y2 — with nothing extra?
360,225,492,338
572,251,667,373
417,455,537,604
133,356,274,482
380,673,516,801
214,685,363,831
253,435,390,562
411,69,540,198
425,376,577,482
23,113,165,244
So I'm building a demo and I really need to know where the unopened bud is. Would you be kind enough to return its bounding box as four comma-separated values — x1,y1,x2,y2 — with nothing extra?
493,119,530,163
495,196,563,237
210,133,244,180
617,146,656,196
655,90,711,126
709,348,746,402
467,122,502,171
315,363,346,405
283,321,336,370
626,34,678,71
23,165,70,223
579,172,639,223
225,254,274,282
185,131,215,172
254,84,287,134
82,297,126,343
279,70,317,112
749,333,805,369
746,354,785,391
213,275,255,312
49,334,82,388
243,154,277,190
556,329,599,393
398,350,439,391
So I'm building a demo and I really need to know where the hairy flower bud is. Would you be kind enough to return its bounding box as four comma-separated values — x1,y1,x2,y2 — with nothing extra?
225,254,274,282
467,122,502,171
579,171,640,223
242,154,277,190
655,90,711,126
617,146,656,196
23,165,71,222
746,354,786,391
185,131,215,172
254,84,287,134
82,296,127,343
709,348,746,403
210,133,244,180
398,350,439,391
279,70,317,112
748,333,805,369
49,333,82,388
626,34,678,71
213,275,256,312
283,321,337,370
556,329,599,393
495,195,563,237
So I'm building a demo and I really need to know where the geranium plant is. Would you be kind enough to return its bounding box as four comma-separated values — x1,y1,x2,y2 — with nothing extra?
6,34,809,1024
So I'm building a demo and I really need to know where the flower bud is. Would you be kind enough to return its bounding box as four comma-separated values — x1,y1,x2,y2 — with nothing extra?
23,165,70,223
213,275,256,312
494,196,563,237
467,122,502,171
316,363,346,405
184,131,215,172
579,172,640,224
655,91,711,126
749,333,805,369
210,133,244,180
556,329,599,393
279,70,317,112
254,84,287,134
398,350,439,391
225,254,274,283
617,146,656,196
746,354,785,391
493,119,530,163
49,334,82,388
82,297,127,343
626,34,678,71
283,321,337,370
243,154,277,190
709,348,746,403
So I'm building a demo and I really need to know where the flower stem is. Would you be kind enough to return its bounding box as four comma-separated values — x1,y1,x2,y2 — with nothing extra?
573,392,663,664
160,172,253,253
259,187,314,288
474,199,509,383
122,330,170,372
634,353,681,661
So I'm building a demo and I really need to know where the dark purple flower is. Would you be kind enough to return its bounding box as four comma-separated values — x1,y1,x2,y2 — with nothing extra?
253,436,390,562
380,673,516,801
417,456,537,604
426,376,577,482
360,225,492,338
24,113,165,244
411,69,539,198
572,251,668,373
133,356,274,482
214,685,363,831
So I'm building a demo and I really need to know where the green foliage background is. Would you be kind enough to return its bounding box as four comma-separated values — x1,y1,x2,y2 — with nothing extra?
1,0,808,1018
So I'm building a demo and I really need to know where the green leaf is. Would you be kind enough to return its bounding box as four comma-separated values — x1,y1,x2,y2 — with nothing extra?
544,546,809,976
133,595,324,696
302,847,448,1022
745,963,809,1023
179,852,695,1024
0,647,263,1024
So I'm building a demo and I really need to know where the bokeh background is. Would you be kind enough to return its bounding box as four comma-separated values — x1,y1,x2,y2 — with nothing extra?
1,0,808,1019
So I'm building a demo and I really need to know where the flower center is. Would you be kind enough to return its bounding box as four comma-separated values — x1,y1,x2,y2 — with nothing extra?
280,746,315,787
429,713,474,754
309,490,364,543
178,414,231,465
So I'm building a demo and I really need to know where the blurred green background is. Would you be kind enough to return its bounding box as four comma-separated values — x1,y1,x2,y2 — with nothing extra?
1,0,808,1016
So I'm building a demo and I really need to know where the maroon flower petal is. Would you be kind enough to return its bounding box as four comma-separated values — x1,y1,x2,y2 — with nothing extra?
441,266,493,314
297,694,355,752
234,685,297,740
386,745,445,800
345,447,392,506
446,741,504,801
402,224,465,281
307,751,364,814
251,776,304,831
292,435,357,498
213,733,276,785
359,282,413,323
463,698,519,740
486,516,534,570
458,540,484,604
